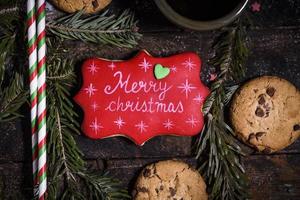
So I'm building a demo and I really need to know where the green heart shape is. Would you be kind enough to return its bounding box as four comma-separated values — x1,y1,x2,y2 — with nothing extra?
154,64,170,80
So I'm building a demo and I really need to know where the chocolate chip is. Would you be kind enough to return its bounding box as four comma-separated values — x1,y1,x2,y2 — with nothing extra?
266,87,276,97
254,89,258,93
155,188,159,194
92,0,99,8
256,132,266,138
143,168,151,177
137,187,149,193
160,185,164,190
255,107,265,117
258,95,266,105
169,187,176,197
293,124,300,131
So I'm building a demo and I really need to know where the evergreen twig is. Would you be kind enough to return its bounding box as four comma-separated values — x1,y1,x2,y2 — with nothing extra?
46,40,130,200
0,6,27,122
0,6,19,15
47,9,141,48
195,20,249,200
0,72,27,121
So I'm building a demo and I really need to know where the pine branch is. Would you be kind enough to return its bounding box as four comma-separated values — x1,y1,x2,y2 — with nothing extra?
0,72,27,121
0,6,19,15
47,9,141,48
0,7,27,123
47,41,129,199
0,35,14,86
79,172,131,200
195,20,249,200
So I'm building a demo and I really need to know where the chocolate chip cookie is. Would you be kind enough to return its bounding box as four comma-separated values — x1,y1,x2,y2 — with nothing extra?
51,0,112,13
133,160,208,200
230,76,300,153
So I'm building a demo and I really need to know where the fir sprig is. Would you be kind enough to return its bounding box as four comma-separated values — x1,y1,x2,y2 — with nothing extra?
0,72,27,121
195,20,249,200
47,9,141,48
0,6,27,122
46,40,130,200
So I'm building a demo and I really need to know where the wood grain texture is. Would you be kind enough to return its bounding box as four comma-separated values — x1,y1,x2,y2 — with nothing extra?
1,155,299,199
105,155,300,200
0,0,300,199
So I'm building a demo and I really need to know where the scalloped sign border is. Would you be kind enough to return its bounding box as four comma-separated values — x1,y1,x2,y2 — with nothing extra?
74,50,210,145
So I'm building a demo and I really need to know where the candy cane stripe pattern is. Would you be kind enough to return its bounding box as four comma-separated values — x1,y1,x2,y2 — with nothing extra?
36,0,47,199
27,0,39,191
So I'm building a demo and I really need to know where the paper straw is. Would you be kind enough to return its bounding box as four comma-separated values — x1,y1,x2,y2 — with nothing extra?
26,0,39,193
36,0,47,199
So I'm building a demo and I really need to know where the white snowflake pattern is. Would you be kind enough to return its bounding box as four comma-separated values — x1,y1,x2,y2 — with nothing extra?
91,101,99,112
88,61,99,75
138,58,152,72
182,58,196,72
170,66,177,73
163,119,174,130
193,94,204,104
108,62,116,71
89,118,103,134
185,115,199,128
177,79,196,98
135,121,148,133
114,116,126,129
84,83,97,97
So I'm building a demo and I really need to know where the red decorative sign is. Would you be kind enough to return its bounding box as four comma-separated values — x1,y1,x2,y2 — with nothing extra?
74,51,209,145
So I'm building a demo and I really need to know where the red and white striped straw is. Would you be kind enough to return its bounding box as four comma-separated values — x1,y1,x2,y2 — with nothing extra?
36,0,47,199
27,0,47,198
26,0,39,194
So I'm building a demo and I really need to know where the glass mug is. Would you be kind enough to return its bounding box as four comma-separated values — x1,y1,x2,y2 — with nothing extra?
154,0,249,31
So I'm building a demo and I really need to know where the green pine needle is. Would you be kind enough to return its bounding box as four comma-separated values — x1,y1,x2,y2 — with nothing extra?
195,20,249,200
46,40,129,200
47,9,141,48
0,6,27,123
0,72,27,122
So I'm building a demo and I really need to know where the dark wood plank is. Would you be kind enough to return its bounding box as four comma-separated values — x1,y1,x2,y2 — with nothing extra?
246,154,300,200
76,135,192,160
245,28,300,88
122,0,300,31
0,120,31,162
1,153,299,199
106,154,300,199
46,0,300,33
245,0,300,29
1,1,300,199
0,163,32,200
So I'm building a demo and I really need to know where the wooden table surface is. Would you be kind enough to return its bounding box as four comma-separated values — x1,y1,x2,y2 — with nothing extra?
0,0,299,199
